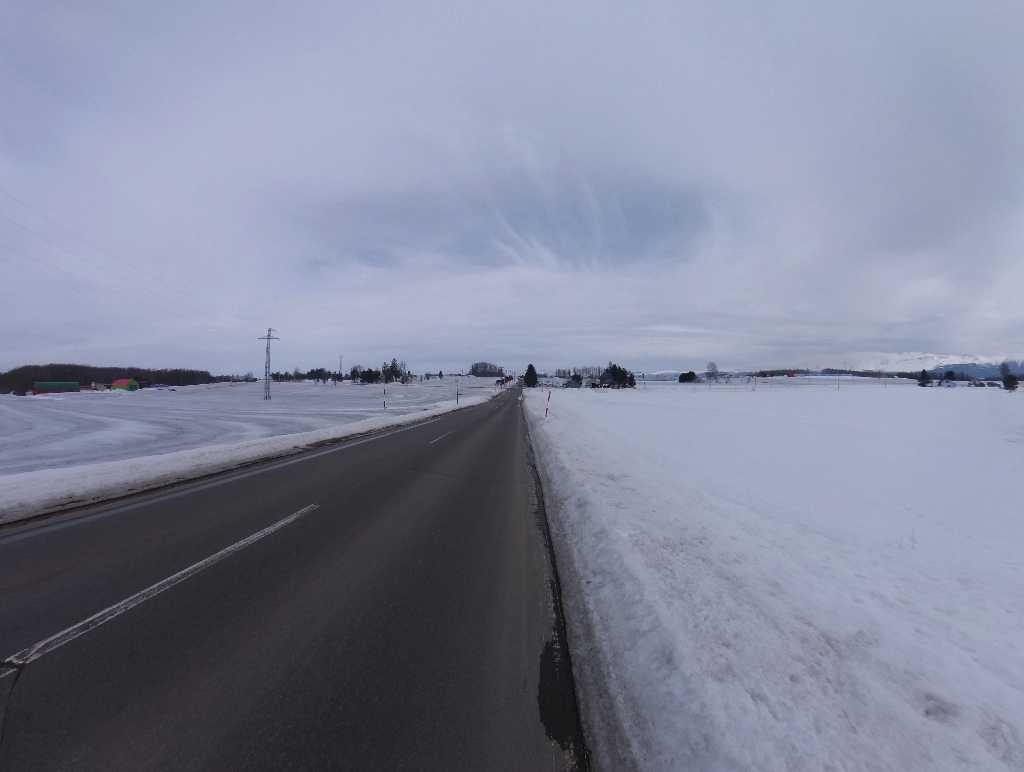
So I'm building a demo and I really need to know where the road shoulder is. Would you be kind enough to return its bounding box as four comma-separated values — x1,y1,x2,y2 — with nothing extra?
523,397,639,772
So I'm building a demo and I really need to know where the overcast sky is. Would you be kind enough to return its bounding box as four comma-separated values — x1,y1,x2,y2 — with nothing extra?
3,1,1022,375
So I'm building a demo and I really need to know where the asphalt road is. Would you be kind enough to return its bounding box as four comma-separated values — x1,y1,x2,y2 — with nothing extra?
0,389,588,770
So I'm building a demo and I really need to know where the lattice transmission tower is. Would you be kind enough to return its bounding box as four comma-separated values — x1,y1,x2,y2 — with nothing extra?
258,328,279,400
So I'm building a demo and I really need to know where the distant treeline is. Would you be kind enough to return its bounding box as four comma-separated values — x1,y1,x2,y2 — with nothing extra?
758,366,1021,380
757,368,814,378
469,361,504,378
271,368,339,383
271,359,416,384
541,362,636,388
0,364,221,393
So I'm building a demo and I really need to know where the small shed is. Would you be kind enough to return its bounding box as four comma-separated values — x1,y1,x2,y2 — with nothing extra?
32,381,80,395
111,378,140,391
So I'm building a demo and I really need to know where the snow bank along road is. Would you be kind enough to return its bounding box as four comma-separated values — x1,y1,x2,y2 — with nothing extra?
0,379,498,523
0,389,588,770
527,382,1023,772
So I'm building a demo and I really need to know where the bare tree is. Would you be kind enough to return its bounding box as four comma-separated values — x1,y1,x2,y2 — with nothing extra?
1001,362,1019,391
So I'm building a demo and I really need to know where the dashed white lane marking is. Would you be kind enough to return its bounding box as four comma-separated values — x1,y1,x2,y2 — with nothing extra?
3,503,320,667
428,430,455,445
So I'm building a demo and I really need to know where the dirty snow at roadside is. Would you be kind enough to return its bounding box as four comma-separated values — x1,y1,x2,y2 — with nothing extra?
0,379,497,523
526,381,1024,771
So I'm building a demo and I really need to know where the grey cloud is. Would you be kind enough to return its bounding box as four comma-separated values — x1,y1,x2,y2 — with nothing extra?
278,170,711,269
3,0,1024,374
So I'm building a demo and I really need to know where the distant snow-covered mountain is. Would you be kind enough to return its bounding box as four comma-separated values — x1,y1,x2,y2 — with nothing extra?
642,370,684,381
929,362,1024,379
636,355,1023,380
850,352,1023,374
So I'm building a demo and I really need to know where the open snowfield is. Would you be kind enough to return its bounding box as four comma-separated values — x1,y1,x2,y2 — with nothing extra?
0,378,498,523
526,380,1024,771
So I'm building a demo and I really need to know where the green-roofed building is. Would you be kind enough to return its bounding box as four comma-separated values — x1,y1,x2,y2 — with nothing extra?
32,381,80,395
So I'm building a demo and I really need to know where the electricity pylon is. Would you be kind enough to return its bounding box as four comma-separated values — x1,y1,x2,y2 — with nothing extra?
258,328,279,400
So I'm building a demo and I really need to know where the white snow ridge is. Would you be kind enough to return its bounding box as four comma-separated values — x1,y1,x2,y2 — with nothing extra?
526,381,1024,772
0,379,497,523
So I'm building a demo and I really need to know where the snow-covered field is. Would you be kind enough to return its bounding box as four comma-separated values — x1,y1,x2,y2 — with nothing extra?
526,380,1023,771
0,378,498,523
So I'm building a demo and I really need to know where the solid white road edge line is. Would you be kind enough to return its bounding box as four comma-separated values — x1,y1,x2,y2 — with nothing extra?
3,503,320,667
428,430,455,445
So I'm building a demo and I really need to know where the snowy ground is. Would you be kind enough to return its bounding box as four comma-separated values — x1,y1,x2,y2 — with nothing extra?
0,378,498,523
526,380,1024,771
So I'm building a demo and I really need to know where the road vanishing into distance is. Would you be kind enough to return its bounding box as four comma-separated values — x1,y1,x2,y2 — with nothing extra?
0,389,589,770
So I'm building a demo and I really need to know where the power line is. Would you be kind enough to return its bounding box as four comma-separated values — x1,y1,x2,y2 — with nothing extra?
0,185,117,270
0,187,187,320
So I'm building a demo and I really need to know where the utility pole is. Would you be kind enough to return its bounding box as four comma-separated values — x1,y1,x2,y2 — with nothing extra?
258,328,279,400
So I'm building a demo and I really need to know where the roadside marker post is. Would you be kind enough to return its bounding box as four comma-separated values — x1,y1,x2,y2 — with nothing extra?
545,389,551,418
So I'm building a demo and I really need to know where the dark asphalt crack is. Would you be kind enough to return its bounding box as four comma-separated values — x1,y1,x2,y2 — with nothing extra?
0,665,21,751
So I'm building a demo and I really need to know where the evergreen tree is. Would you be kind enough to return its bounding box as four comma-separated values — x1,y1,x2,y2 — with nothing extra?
524,364,539,387
360,368,382,384
600,362,635,388
918,369,932,387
